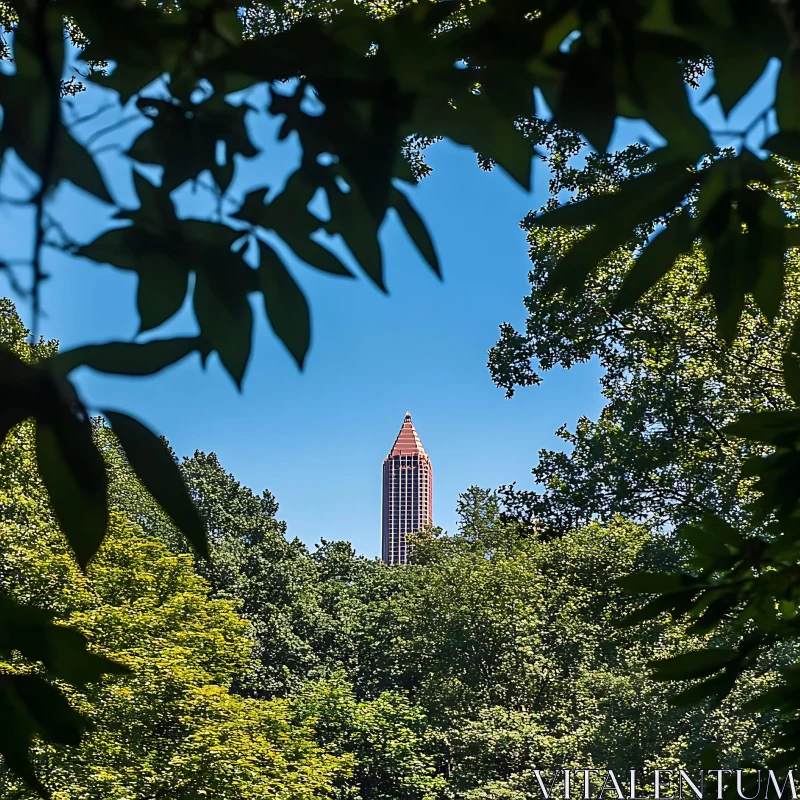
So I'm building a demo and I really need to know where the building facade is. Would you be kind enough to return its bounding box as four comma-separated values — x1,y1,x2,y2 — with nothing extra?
381,413,433,565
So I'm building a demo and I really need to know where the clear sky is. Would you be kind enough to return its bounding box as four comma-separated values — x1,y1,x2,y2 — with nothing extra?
1,60,778,557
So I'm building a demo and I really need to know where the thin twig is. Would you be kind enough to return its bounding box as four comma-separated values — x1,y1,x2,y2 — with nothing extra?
30,1,62,340
62,100,116,128
42,211,80,252
84,114,143,148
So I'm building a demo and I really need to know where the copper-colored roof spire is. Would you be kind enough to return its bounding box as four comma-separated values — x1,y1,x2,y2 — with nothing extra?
389,412,427,457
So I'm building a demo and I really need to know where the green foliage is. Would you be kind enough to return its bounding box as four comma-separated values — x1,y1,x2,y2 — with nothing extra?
0,8,545,747
157,461,778,797
5,0,800,788
154,448,326,698
295,677,444,800
0,394,347,797
490,147,799,533
0,358,786,795
397,504,780,791
481,3,800,768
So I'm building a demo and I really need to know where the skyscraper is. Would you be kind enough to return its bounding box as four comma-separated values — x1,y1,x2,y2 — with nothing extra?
382,412,433,565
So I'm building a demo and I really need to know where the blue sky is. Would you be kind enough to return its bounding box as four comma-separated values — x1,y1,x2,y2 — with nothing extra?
1,60,778,557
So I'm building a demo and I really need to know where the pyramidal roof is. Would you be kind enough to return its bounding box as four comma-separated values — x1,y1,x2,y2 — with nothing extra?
389,412,428,458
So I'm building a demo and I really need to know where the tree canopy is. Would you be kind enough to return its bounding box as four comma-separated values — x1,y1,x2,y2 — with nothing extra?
0,300,353,797
490,149,799,535
4,290,782,794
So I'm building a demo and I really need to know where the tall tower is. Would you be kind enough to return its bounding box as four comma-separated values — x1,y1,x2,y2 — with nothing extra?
382,412,433,565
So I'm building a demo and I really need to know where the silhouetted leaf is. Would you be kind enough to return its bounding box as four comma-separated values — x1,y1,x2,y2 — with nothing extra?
726,411,800,447
0,349,37,442
748,194,789,324
687,595,739,636
211,160,235,194
616,572,693,595
681,515,746,559
744,682,799,713
235,187,353,279
615,591,695,628
551,31,616,153
35,416,108,569
0,5,115,216
618,35,713,157
536,161,694,230
0,597,127,798
325,183,384,290
0,674,87,798
711,44,770,116
77,225,150,272
137,264,189,332
775,50,800,133
418,94,533,190
0,594,129,686
193,265,253,387
0,684,48,797
281,230,353,278
128,170,178,229
16,677,85,744
92,64,166,104
782,353,800,406
669,671,738,706
612,213,694,312
763,132,800,162
651,648,738,681
389,186,440,278
129,97,256,192
693,156,789,341
103,410,208,558
59,130,113,204
259,242,311,368
53,337,203,376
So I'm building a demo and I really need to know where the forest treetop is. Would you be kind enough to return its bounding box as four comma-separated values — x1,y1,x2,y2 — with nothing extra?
3,0,800,793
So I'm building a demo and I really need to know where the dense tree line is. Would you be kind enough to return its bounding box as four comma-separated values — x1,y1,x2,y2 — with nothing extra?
1,290,785,796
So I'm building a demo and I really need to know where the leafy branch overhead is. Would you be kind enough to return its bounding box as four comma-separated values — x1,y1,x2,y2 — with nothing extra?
3,2,545,580
3,0,800,792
